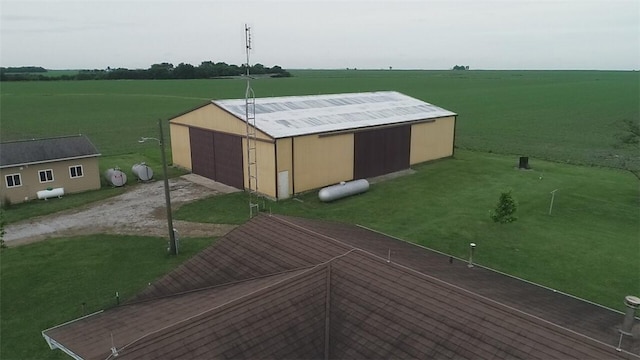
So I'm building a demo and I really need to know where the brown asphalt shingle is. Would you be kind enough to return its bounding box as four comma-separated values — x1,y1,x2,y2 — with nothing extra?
277,215,640,355
132,216,351,302
43,214,639,359
328,251,627,359
44,269,314,359
116,265,328,359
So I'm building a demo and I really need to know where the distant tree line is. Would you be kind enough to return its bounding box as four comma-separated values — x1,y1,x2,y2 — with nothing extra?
452,65,470,70
0,62,291,81
1,66,47,74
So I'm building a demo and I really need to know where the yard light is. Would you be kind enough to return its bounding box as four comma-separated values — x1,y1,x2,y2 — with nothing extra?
468,243,476,268
139,119,177,255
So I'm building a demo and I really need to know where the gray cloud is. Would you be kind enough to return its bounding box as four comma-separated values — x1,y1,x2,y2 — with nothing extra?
1,0,638,70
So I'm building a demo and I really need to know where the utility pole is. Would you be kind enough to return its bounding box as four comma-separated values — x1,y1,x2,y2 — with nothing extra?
139,119,177,255
158,120,177,255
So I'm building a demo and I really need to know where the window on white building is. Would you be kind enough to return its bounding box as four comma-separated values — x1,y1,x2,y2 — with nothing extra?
38,169,54,183
5,173,22,188
69,165,84,178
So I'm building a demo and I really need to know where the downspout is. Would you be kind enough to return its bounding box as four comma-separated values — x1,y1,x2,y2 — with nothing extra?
452,115,458,157
274,139,279,200
291,137,295,195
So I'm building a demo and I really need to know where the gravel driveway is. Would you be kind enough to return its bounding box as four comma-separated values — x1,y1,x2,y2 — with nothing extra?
4,174,239,246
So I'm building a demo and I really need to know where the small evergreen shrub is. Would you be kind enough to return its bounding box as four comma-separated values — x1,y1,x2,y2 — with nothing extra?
490,191,518,223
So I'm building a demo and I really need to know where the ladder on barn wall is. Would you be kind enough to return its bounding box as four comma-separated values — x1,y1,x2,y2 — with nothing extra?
245,24,260,218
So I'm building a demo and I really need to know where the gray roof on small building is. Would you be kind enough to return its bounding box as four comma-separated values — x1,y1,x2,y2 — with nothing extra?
0,135,100,169
214,91,456,139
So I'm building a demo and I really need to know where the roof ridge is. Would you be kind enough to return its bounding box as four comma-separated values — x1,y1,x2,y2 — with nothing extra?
129,214,346,303
266,214,356,251
124,266,316,306
212,90,400,103
272,216,633,356
108,249,357,359
130,217,266,302
331,239,633,356
355,223,627,316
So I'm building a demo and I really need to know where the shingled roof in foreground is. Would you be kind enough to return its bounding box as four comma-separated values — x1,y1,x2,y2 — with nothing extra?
42,215,639,359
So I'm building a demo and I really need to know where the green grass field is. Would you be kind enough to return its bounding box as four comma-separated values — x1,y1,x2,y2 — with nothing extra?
1,70,638,171
0,235,216,360
0,71,638,359
175,150,639,311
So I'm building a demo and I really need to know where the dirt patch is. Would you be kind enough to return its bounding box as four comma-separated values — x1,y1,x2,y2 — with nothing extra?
4,176,239,247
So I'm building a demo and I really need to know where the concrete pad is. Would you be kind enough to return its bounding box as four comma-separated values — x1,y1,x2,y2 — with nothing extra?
367,168,416,184
181,174,242,193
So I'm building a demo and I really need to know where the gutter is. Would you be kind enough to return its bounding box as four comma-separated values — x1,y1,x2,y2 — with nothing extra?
41,310,104,359
42,334,85,360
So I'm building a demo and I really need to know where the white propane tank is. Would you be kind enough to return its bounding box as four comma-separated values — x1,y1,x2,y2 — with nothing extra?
318,179,369,202
132,163,154,181
105,168,127,187
37,187,64,200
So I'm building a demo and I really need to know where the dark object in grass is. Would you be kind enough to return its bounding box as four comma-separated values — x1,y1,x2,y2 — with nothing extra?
519,156,531,169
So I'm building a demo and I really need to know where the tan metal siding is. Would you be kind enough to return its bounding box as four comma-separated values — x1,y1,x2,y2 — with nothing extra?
293,134,353,194
170,103,271,140
410,116,456,164
0,158,100,204
243,139,277,198
275,138,293,196
169,123,192,170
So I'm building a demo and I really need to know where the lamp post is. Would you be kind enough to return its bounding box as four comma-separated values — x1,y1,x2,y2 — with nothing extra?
139,119,177,255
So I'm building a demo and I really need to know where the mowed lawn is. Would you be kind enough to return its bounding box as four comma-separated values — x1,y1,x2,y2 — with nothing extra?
176,150,640,312
0,235,216,360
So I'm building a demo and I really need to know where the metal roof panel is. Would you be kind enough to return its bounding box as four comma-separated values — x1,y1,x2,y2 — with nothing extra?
213,91,456,138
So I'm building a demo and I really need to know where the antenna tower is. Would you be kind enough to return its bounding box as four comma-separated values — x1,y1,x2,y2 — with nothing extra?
245,24,260,218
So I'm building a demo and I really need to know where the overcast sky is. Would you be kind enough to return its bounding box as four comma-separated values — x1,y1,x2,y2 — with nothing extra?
1,0,638,70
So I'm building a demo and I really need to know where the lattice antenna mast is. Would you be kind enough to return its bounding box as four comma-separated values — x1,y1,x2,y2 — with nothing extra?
245,24,252,78
244,24,260,218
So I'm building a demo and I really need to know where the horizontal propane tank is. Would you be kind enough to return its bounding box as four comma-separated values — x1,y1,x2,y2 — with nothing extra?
105,168,127,187
318,179,369,202
132,163,154,181
37,187,64,200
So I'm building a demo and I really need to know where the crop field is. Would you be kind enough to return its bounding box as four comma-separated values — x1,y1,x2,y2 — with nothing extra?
0,71,638,359
1,70,638,172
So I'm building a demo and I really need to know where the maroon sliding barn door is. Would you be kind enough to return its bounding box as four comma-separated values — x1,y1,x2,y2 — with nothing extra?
354,125,411,179
189,127,243,189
